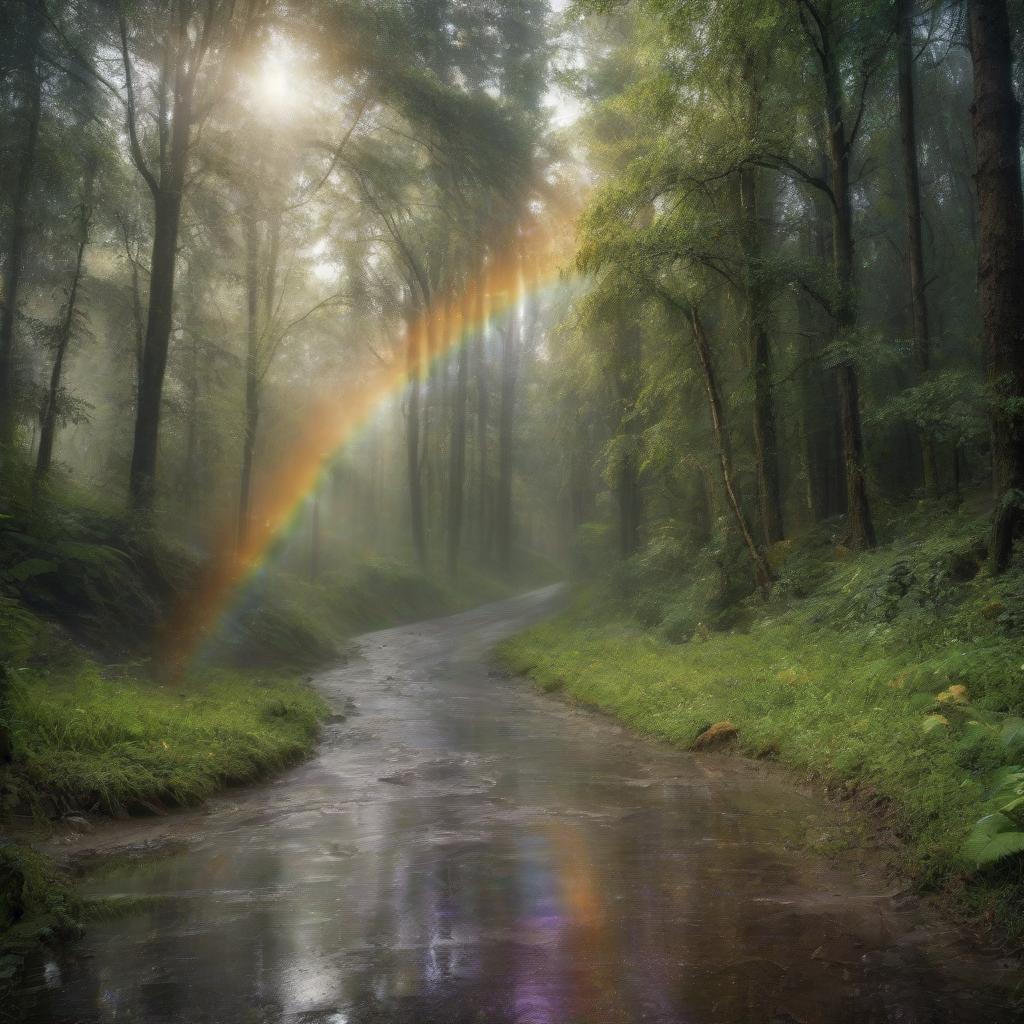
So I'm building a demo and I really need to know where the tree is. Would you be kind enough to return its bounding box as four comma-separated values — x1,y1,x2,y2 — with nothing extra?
967,0,1024,572
110,0,253,511
446,285,470,573
0,0,45,448
896,0,938,496
36,156,95,477
789,0,883,549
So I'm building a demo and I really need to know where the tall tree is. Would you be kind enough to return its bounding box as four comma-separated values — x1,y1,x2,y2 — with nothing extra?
36,158,95,476
967,0,1024,571
896,0,938,496
792,0,879,549
739,127,784,545
0,0,44,447
446,287,470,573
495,265,524,572
115,1,247,510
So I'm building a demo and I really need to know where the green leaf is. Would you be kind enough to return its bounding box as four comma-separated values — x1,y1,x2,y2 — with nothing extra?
963,812,1020,865
1001,718,1024,753
968,829,1024,867
985,765,1024,794
2,558,58,583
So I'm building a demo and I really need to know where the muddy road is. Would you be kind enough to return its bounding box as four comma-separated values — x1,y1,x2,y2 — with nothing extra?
16,587,1023,1022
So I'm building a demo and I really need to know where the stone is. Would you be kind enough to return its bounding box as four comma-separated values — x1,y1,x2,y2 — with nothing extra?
692,720,739,749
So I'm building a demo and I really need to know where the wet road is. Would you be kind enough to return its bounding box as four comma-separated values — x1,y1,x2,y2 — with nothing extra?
17,586,1024,1022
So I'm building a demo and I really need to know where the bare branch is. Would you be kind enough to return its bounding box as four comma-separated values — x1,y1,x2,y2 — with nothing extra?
118,5,158,194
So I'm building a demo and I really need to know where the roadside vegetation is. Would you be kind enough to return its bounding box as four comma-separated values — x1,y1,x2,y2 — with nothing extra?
501,502,1024,937
0,472,519,985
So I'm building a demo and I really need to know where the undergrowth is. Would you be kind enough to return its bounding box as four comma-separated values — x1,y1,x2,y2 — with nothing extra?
4,665,328,817
0,844,81,993
499,502,1024,940
0,463,519,980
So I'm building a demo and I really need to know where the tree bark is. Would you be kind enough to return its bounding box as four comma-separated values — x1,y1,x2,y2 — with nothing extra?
690,308,773,596
406,306,427,565
475,283,490,558
182,316,200,526
446,291,471,574
237,211,261,548
129,186,185,510
126,2,216,511
309,487,321,581
36,188,92,476
820,22,876,549
611,313,643,558
0,0,44,447
897,0,939,496
968,0,1024,572
739,161,784,545
495,290,520,573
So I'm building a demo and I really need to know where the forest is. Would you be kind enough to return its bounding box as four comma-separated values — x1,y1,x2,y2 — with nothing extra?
3,0,1024,1020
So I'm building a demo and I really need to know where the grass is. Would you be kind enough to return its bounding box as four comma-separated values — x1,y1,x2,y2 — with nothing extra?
0,469,526,982
5,664,328,817
499,503,1024,939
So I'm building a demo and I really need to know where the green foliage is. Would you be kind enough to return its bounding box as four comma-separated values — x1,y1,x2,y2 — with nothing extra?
205,558,501,668
499,505,1024,936
0,472,193,657
0,843,82,990
6,665,327,816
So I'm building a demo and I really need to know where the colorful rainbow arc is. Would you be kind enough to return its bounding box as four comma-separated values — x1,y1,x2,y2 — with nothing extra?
161,237,574,670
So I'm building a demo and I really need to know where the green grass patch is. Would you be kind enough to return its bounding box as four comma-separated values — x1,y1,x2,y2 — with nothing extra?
499,506,1024,938
5,664,327,817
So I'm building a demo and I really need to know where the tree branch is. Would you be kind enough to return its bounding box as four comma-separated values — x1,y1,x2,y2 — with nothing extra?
118,6,158,194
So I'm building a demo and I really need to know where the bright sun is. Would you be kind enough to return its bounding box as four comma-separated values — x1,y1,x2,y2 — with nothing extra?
256,55,293,112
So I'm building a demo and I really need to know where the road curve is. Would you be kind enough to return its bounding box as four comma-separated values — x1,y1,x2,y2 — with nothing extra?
17,586,1024,1023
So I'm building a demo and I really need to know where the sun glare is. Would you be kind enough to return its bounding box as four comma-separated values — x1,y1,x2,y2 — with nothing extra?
256,55,294,113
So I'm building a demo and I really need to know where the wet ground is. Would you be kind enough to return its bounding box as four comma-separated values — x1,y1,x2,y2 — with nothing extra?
15,586,1024,1022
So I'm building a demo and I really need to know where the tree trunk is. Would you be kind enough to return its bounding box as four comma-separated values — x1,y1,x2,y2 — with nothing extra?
968,0,1024,572
406,307,427,564
798,289,828,521
611,313,643,558
739,58,784,545
495,302,520,573
36,215,90,477
897,0,939,496
797,201,846,523
309,487,321,581
129,188,184,511
690,308,773,596
127,18,201,512
237,211,261,547
475,289,490,558
568,410,594,532
739,162,784,545
0,0,43,447
821,31,876,549
616,452,642,558
446,293,470,574
183,322,200,526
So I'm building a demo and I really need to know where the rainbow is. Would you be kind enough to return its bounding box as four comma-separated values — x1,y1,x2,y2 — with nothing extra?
161,232,575,669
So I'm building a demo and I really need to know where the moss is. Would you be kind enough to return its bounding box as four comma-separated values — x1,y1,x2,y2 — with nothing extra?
499,506,1024,940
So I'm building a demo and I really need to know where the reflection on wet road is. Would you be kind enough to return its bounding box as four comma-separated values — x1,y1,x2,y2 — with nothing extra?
18,587,1024,1022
